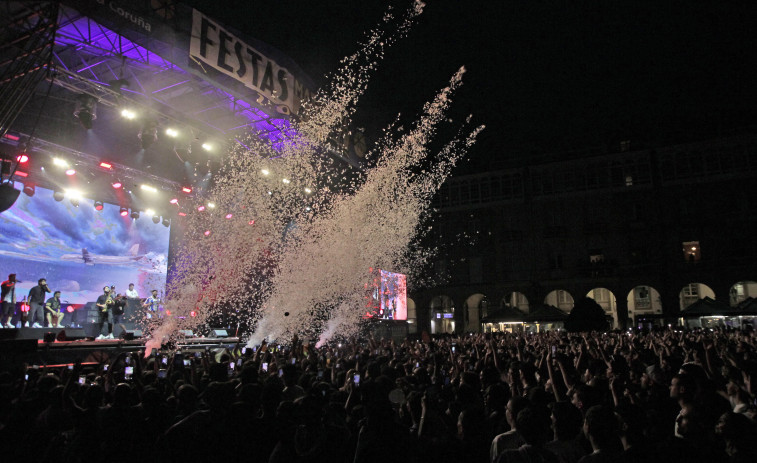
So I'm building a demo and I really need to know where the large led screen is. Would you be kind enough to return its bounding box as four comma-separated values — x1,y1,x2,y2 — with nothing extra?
0,185,170,304
364,268,407,320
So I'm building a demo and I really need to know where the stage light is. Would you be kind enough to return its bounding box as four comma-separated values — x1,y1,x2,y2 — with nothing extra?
225,213,233,219
152,215,160,224
207,202,215,209
181,186,192,194
304,187,312,194
169,198,178,204
201,142,212,151
94,201,104,211
120,207,128,216
248,220,255,225
305,206,311,212
165,128,178,138
65,169,76,176
140,184,157,193
197,205,205,212
53,158,69,168
16,154,29,163
203,230,210,236
70,198,79,207
139,119,158,149
99,161,112,169
73,94,97,129
14,171,28,178
178,212,187,216
53,191,64,201
162,217,170,227
190,310,196,317
261,169,269,176
65,189,82,200
23,184,35,197
145,208,155,216
120,109,136,120
282,178,290,184
130,210,139,219
112,181,122,189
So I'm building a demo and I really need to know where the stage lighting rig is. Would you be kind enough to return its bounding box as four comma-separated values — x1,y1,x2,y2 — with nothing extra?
94,201,104,211
139,119,158,149
119,207,128,216
73,94,98,129
23,184,35,197
130,210,139,219
53,190,64,201
152,215,160,224
162,217,170,227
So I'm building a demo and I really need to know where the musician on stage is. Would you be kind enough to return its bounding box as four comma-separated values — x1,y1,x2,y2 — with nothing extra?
1,273,18,328
110,292,127,338
27,278,50,328
143,289,161,319
95,286,114,339
45,290,65,328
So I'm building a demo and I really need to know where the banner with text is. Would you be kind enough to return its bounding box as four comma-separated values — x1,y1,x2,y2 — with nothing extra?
189,9,312,117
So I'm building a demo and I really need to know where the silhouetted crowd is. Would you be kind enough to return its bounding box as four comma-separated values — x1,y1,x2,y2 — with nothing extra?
1,327,757,463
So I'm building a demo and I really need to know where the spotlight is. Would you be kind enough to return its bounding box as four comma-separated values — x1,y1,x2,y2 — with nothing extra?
248,220,255,225
73,94,97,129
207,202,215,209
65,189,82,200
203,230,210,236
65,169,76,176
197,205,205,212
169,198,178,204
94,201,104,211
282,178,290,184
53,158,69,168
165,128,178,138
140,184,157,193
16,154,29,163
304,187,312,194
181,186,192,194
152,215,160,224
130,210,139,219
139,119,158,149
112,181,122,189
225,213,233,219
162,217,170,227
120,109,136,120
23,184,35,197
145,208,155,216
119,207,128,216
99,161,113,170
201,142,212,151
261,169,269,176
53,191,64,201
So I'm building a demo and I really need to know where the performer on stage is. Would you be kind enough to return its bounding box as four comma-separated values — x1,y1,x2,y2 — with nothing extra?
95,286,113,339
27,278,50,328
45,291,64,328
110,292,127,337
126,283,139,299
143,289,161,319
1,274,18,328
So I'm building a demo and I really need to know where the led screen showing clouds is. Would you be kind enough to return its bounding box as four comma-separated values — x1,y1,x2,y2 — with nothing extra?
0,185,170,303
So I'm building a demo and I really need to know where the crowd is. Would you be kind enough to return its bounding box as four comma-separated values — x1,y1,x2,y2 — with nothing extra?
1,327,756,463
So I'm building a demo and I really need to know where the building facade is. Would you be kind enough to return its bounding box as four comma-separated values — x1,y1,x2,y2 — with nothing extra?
409,134,757,334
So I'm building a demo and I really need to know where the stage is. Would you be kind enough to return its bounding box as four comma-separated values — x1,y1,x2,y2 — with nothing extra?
0,327,240,366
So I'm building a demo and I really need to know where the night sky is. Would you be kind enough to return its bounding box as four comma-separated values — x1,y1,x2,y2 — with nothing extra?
188,0,757,171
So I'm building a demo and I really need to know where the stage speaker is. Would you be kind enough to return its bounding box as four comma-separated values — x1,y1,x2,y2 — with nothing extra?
213,329,228,337
121,330,142,340
84,322,102,339
56,328,85,341
43,332,56,343
0,183,21,213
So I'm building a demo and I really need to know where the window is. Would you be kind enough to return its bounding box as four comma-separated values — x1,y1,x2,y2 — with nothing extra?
683,284,699,298
558,290,571,303
634,286,651,309
682,241,701,262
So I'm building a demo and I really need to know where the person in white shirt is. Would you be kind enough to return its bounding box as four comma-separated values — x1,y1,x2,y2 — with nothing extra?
126,283,139,299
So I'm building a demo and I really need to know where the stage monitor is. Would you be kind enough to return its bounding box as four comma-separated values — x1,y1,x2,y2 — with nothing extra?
0,184,170,304
364,268,407,320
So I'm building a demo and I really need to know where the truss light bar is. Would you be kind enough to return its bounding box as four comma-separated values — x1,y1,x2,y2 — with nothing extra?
140,184,157,193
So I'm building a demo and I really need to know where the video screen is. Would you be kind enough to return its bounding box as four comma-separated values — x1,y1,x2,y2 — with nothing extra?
364,268,407,320
0,184,170,304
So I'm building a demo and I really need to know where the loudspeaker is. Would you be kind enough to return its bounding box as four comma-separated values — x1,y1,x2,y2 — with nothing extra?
56,328,85,341
43,332,56,343
213,329,228,337
0,183,21,213
84,322,101,339
121,329,142,340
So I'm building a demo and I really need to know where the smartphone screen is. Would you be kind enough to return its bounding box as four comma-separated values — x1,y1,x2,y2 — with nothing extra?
291,358,296,365
125,357,131,365
229,361,235,371
452,346,456,353
241,347,247,354
551,346,557,355
353,374,360,386
78,376,86,385
103,364,109,371
278,368,283,377
317,370,324,378
158,369,167,379
68,365,73,370
183,359,191,366
237,358,243,367
161,357,168,366
195,352,202,358
262,362,268,372
125,366,133,380
24,374,29,381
